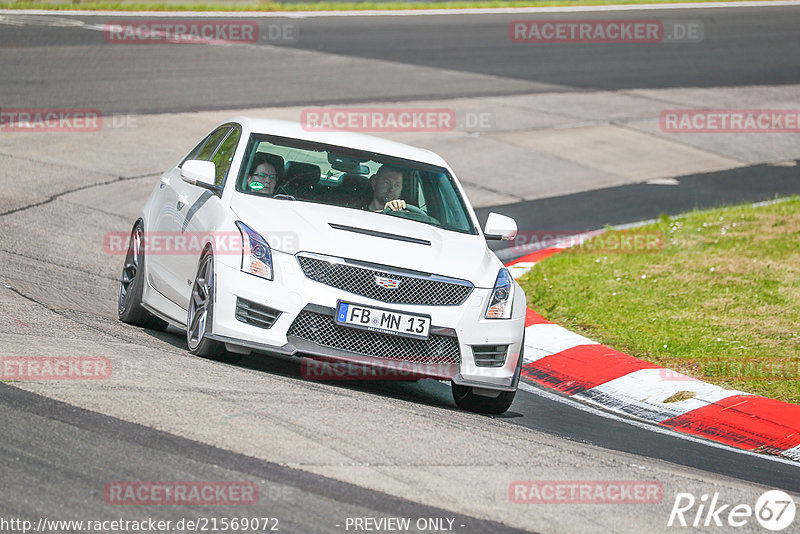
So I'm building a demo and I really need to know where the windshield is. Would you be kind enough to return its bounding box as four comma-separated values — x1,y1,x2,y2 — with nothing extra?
236,134,478,235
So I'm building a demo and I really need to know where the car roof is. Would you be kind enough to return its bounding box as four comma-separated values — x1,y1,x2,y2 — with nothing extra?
229,116,450,168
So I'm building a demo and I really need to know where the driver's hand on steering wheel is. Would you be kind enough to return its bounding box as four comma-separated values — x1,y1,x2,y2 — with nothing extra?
384,199,406,211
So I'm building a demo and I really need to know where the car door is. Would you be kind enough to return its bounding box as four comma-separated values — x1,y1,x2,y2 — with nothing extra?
148,126,231,307
170,124,242,308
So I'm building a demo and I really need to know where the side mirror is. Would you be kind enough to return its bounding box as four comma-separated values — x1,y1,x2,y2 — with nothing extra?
181,160,219,192
484,212,517,241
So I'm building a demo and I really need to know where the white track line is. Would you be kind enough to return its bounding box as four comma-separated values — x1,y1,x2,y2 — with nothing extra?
783,445,800,461
575,368,749,423
3,1,800,18
523,323,598,363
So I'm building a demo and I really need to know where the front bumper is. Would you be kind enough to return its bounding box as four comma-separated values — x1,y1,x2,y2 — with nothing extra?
210,252,525,391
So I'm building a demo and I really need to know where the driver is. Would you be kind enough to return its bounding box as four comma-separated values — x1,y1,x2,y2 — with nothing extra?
247,161,278,196
367,165,408,212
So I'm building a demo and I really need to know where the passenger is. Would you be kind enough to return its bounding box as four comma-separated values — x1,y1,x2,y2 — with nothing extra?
247,161,278,196
367,165,407,212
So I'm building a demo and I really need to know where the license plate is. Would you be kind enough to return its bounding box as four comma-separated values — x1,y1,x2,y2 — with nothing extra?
335,301,431,340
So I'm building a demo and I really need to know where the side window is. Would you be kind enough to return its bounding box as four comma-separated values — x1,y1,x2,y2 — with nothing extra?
180,126,229,167
436,176,470,231
211,128,241,186
181,139,207,166
416,179,427,212
196,127,231,162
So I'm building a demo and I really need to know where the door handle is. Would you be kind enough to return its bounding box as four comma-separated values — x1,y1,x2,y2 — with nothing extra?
177,194,188,209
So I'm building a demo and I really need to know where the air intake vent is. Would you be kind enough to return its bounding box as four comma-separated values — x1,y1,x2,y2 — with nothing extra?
288,310,461,365
235,298,281,329
472,345,508,367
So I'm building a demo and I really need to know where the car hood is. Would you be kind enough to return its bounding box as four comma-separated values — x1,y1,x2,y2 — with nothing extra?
230,195,503,288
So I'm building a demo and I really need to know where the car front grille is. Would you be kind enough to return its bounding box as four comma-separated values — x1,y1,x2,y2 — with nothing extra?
287,310,461,365
297,255,473,306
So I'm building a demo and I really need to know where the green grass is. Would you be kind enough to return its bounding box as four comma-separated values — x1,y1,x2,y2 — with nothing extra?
0,0,783,11
518,197,800,404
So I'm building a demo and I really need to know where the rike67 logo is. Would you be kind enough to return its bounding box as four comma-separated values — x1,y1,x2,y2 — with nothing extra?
668,490,796,531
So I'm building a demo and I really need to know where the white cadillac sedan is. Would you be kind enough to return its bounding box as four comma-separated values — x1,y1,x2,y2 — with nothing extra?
118,117,525,414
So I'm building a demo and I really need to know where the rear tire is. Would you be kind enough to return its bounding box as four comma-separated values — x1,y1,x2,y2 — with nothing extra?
118,221,169,331
187,250,240,363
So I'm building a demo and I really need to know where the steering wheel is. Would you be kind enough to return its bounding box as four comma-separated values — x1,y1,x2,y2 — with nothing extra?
382,203,427,216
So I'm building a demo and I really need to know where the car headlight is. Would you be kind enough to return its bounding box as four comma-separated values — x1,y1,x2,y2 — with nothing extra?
236,221,273,281
485,268,513,319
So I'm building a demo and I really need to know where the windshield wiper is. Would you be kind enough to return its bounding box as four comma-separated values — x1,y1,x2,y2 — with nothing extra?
273,194,296,201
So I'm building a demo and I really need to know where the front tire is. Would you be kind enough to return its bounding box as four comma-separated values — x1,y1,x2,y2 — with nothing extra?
452,384,516,415
118,221,169,331
187,250,239,363
452,334,524,415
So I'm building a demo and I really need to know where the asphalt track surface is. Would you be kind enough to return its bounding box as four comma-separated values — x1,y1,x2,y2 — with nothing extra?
1,6,799,113
0,383,527,534
2,6,800,533
480,160,800,258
